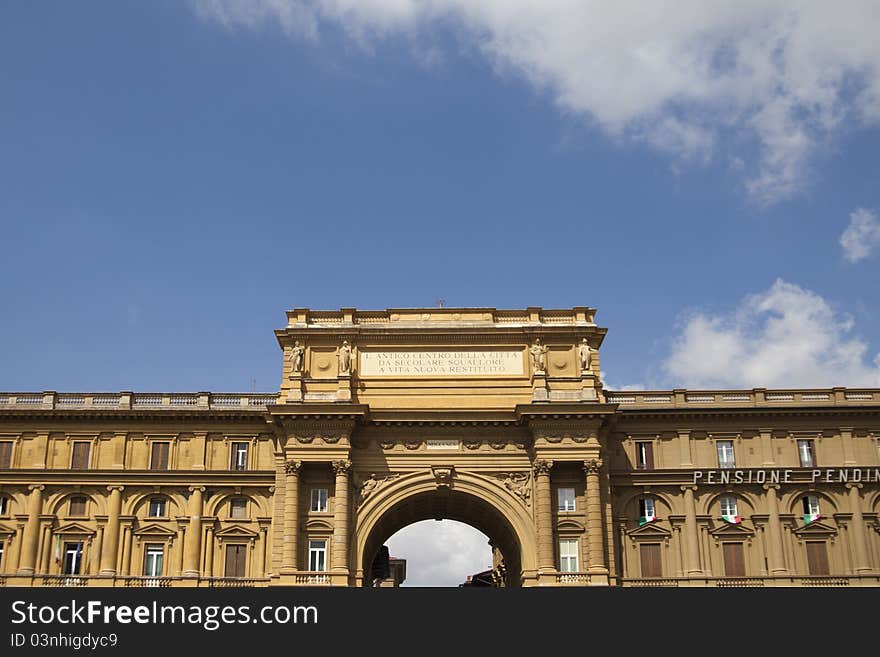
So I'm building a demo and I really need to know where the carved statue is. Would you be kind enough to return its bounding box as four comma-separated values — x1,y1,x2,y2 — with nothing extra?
529,338,548,373
499,472,532,506
355,472,399,505
578,338,593,373
289,341,305,373
338,340,352,375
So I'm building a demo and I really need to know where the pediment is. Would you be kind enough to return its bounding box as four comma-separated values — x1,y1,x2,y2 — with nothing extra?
214,525,259,539
133,523,177,538
54,522,96,536
793,520,837,537
626,521,671,538
305,518,334,532
557,519,585,532
710,521,755,538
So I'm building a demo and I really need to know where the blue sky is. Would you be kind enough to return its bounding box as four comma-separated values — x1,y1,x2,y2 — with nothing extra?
2,2,879,583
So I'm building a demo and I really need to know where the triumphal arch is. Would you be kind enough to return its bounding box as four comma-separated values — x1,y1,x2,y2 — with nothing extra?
1,306,879,587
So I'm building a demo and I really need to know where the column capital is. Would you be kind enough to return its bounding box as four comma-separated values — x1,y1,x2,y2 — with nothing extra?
583,458,603,474
284,459,302,475
680,485,698,492
188,485,205,493
27,484,45,492
846,482,864,490
106,485,125,493
332,459,352,475
533,459,554,475
762,483,781,491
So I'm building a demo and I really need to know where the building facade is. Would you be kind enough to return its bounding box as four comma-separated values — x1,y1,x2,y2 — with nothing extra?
1,306,879,587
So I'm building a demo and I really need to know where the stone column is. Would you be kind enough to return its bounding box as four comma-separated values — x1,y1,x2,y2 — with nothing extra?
182,486,204,577
17,484,44,575
764,484,786,574
283,460,302,571
682,485,702,574
583,459,607,573
100,486,124,575
533,459,555,572
331,460,352,574
847,483,871,572
204,524,214,577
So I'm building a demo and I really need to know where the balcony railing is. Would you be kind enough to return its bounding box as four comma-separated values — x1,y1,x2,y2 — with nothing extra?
294,572,331,585
622,575,871,587
604,387,879,408
555,572,592,585
0,392,279,410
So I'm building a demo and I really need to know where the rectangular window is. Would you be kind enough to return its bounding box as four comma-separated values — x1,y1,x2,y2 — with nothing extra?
557,487,576,512
559,539,579,573
230,498,248,519
69,496,87,516
716,440,735,468
224,544,247,578
148,498,166,518
639,543,662,578
0,441,13,469
803,495,820,517
0,541,4,570
797,439,816,467
309,540,327,572
635,441,654,470
806,541,830,576
720,496,738,518
638,497,655,521
0,496,8,516
144,544,164,577
722,543,745,577
230,442,249,471
311,488,328,512
70,441,91,470
150,442,170,470
63,542,83,575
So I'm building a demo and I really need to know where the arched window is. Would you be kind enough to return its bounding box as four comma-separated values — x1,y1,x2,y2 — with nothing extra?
638,497,656,525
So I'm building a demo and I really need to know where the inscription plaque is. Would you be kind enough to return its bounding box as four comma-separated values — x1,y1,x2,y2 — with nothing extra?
359,350,523,377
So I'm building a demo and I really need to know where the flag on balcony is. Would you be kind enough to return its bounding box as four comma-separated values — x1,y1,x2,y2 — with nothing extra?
638,513,657,526
803,512,821,525
721,514,742,524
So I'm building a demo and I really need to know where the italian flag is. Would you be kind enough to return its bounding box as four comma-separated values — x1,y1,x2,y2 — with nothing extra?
721,514,741,524
803,512,821,525
638,514,657,526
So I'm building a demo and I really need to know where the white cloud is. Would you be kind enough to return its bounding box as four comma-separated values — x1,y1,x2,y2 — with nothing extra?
840,207,880,263
192,1,880,203
663,278,880,389
385,519,492,586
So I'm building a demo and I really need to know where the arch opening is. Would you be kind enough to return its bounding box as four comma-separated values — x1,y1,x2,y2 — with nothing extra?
360,489,523,587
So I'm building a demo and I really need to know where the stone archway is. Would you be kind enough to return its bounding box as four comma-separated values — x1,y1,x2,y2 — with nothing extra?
354,469,538,587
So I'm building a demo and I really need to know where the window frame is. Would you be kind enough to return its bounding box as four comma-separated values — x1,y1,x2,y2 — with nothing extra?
308,539,328,572
0,440,13,469
803,494,820,517
638,496,655,520
558,538,579,573
230,442,249,471
143,544,164,577
310,488,328,513
62,541,84,575
70,441,92,470
716,440,736,469
557,487,576,512
149,441,171,471
0,495,8,517
635,441,655,470
147,497,167,518
797,439,816,468
68,495,88,517
229,497,248,519
720,495,738,518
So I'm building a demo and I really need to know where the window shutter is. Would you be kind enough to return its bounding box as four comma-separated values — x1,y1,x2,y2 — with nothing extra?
71,442,90,469
644,442,655,470
152,443,169,470
0,442,12,469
